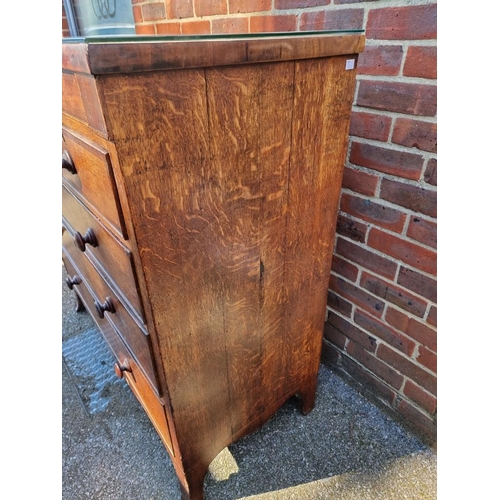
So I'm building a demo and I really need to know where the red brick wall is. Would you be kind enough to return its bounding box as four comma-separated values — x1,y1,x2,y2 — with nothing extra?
62,0,437,442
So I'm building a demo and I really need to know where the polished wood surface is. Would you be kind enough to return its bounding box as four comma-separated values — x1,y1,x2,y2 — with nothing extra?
62,33,364,75
62,33,363,500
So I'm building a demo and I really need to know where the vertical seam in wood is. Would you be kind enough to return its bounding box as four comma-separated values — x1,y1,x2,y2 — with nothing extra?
282,61,297,389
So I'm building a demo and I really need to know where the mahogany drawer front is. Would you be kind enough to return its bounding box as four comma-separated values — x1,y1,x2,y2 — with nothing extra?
62,127,127,238
62,184,144,322
62,254,173,456
62,235,159,395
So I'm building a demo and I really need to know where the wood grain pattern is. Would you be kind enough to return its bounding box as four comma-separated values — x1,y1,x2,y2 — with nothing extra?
98,54,358,498
62,33,364,75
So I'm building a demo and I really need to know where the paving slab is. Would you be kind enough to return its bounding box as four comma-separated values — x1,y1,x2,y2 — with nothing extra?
62,266,437,499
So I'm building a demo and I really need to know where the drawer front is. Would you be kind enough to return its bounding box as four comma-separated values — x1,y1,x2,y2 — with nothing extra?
62,254,173,456
62,184,144,322
62,236,158,395
62,127,127,238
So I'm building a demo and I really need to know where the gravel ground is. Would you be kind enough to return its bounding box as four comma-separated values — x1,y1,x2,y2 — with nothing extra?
62,266,437,499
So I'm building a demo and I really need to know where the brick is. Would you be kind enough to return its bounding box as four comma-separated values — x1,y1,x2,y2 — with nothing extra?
335,237,398,280
142,2,166,21
168,0,194,18
336,213,367,243
321,339,340,368
332,254,358,282
408,319,436,353
397,399,436,440
417,345,437,373
135,24,156,34
404,380,437,415
334,0,378,3
347,341,404,390
406,217,437,249
350,142,424,180
378,344,436,395
340,193,406,233
133,5,143,23
327,290,353,316
397,266,437,302
366,4,437,41
349,111,391,142
194,0,226,17
328,311,378,352
404,45,437,79
357,45,404,76
368,228,437,275
276,0,329,8
380,179,437,218
250,15,297,32
354,309,415,356
299,9,364,31
324,321,347,349
156,22,182,34
329,274,385,317
212,17,249,33
385,307,436,353
360,272,427,318
342,166,379,196
229,0,272,14
340,355,397,405
357,80,437,117
385,306,409,332
424,158,437,186
427,306,437,328
181,20,211,34
392,118,437,153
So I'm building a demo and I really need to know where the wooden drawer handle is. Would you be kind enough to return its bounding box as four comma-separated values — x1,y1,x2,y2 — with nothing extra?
74,228,98,252
114,360,131,379
62,150,77,175
65,275,82,290
94,297,115,318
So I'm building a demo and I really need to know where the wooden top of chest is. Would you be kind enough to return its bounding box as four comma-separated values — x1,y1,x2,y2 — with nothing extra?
62,31,365,75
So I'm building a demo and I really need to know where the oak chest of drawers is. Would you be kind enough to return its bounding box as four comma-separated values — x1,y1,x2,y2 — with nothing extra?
62,31,364,499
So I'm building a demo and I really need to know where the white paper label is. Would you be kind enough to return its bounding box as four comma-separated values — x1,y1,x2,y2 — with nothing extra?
345,59,355,70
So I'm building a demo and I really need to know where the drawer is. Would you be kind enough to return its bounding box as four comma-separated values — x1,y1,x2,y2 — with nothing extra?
62,127,127,239
62,236,159,395
62,184,144,322
62,254,173,456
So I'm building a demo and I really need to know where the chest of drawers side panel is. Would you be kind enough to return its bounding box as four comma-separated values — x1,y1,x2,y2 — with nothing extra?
96,54,358,475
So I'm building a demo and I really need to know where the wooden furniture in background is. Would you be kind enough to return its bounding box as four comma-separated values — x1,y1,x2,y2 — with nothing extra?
62,32,364,500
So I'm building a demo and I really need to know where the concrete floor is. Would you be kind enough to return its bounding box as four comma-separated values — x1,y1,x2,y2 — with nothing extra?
62,266,437,499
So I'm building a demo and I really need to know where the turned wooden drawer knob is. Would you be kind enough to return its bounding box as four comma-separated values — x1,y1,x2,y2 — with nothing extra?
94,297,115,318
65,275,82,290
74,228,98,252
62,150,77,175
114,360,131,379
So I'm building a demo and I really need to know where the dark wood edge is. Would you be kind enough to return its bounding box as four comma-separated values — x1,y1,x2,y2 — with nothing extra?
62,42,90,74
63,34,365,75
